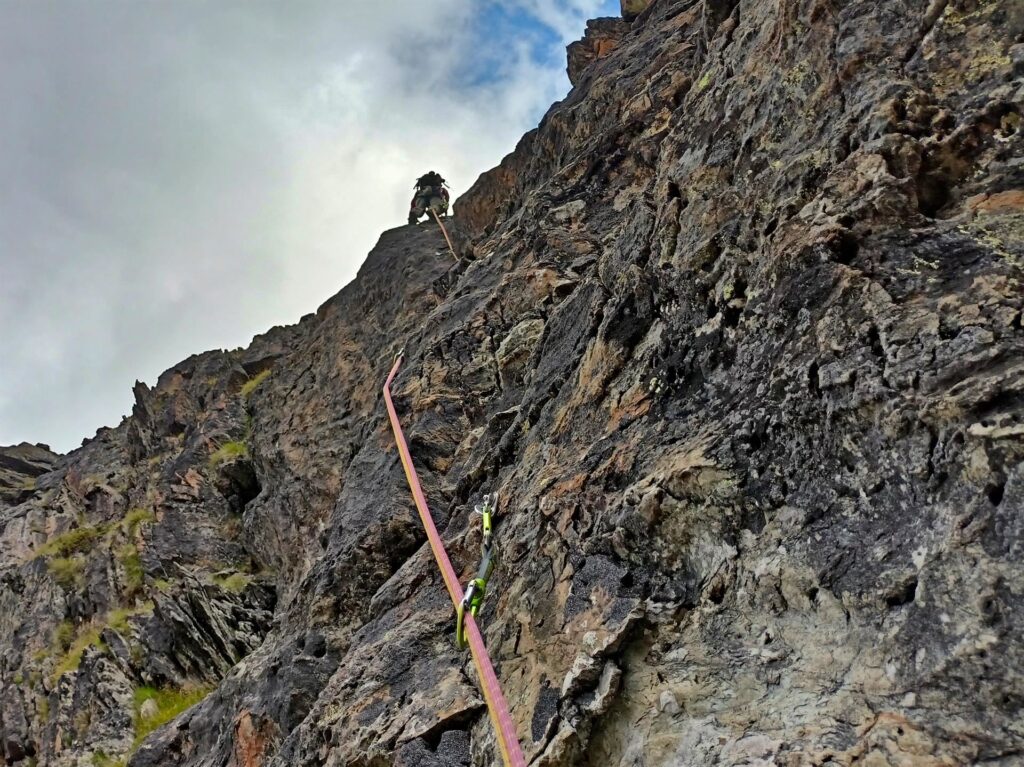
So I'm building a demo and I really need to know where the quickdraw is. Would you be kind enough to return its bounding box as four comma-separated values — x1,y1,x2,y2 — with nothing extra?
383,355,526,767
456,494,496,649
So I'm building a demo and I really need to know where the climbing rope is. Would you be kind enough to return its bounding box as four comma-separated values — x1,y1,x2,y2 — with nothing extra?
429,208,458,260
384,354,526,767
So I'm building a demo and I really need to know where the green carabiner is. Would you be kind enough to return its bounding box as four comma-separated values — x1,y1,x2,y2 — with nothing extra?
456,495,496,649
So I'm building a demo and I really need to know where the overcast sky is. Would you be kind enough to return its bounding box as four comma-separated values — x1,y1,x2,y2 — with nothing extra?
0,0,618,453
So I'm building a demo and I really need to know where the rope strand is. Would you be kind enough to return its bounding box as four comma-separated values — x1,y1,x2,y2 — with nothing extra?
383,355,525,767
429,208,458,260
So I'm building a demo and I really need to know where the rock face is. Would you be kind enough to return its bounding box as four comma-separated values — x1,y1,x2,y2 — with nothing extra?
0,444,58,507
567,19,629,87
3,1,1023,765
620,0,654,23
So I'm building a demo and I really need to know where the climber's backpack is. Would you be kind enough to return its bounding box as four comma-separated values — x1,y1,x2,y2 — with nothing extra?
417,171,445,191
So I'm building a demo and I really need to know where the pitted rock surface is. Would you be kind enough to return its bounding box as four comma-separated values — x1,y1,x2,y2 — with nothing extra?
2,1,1022,765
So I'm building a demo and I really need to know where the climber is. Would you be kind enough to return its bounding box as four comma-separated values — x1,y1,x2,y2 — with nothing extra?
456,494,495,649
408,171,450,224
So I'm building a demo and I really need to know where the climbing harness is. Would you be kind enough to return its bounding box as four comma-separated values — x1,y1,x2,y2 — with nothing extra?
384,354,525,767
456,494,495,649
429,206,458,261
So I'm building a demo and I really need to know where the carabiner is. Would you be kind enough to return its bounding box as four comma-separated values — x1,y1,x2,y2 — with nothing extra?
456,578,486,649
456,494,497,649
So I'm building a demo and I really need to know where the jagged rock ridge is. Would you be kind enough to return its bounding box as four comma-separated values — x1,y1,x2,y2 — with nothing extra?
2,1,1022,765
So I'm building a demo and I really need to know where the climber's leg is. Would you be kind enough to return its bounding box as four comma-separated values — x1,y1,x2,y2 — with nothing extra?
427,195,446,218
409,194,427,224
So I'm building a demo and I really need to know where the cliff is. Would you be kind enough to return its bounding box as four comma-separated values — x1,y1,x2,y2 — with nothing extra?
2,1,1022,765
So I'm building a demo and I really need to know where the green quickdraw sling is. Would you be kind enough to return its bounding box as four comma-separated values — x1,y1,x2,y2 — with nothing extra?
456,494,496,649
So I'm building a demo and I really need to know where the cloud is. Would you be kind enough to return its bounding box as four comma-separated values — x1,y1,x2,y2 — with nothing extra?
0,0,617,453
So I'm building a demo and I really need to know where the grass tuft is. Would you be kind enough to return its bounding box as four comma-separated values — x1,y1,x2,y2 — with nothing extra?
132,685,213,747
122,508,155,536
240,370,271,398
50,625,103,682
49,603,153,684
41,510,155,593
34,526,100,559
48,556,85,589
108,601,154,634
54,621,75,652
208,441,248,468
117,544,145,596
214,572,251,594
92,750,125,767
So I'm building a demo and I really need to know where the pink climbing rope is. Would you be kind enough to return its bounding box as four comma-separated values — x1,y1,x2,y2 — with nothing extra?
383,354,526,767
429,208,458,260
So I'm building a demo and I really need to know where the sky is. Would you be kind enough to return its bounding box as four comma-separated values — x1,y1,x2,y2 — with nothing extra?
0,0,619,453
